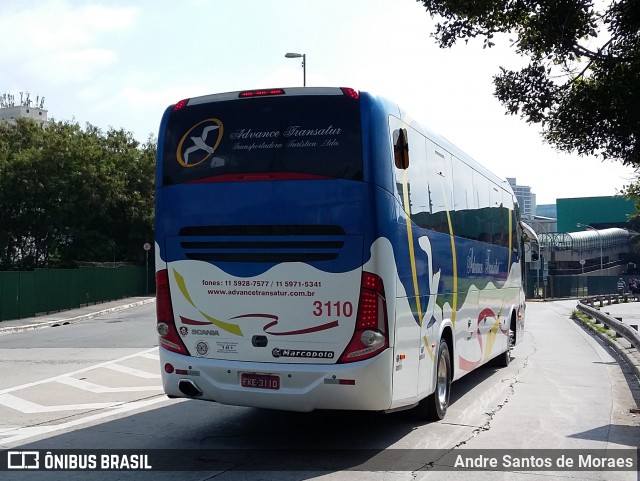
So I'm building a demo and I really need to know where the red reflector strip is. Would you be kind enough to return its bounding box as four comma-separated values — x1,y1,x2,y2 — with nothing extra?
239,89,285,98
324,378,356,385
174,369,201,376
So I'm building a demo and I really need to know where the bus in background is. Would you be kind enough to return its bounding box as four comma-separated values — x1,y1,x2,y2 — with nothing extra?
155,87,526,420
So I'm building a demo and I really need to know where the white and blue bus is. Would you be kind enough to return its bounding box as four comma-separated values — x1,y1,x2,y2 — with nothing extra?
155,87,526,420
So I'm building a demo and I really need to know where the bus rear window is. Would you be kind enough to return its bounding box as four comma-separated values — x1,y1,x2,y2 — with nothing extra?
161,94,362,185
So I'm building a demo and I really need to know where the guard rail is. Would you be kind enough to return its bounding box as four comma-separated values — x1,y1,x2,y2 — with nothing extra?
577,298,640,353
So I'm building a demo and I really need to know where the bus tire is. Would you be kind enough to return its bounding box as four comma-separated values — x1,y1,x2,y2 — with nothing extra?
416,338,451,421
491,326,513,368
492,349,510,368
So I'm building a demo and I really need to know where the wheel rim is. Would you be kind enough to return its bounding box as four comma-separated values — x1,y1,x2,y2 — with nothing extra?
436,352,449,407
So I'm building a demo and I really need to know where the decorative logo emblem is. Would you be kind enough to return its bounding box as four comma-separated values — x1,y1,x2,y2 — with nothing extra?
271,348,334,359
195,341,209,356
179,326,188,336
176,118,224,167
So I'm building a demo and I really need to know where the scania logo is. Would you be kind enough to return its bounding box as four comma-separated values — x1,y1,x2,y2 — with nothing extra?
191,329,220,336
272,348,334,359
176,118,224,167
179,326,188,336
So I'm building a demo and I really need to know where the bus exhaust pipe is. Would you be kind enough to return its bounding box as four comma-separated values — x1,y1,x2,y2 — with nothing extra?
179,379,203,397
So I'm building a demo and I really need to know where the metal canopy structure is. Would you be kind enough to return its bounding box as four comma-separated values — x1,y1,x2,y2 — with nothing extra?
539,228,631,252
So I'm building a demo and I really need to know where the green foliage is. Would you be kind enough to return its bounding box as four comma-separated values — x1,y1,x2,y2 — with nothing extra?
0,118,155,269
571,310,615,338
416,0,640,166
618,180,640,240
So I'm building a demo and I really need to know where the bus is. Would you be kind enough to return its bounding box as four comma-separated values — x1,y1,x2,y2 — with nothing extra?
155,87,526,420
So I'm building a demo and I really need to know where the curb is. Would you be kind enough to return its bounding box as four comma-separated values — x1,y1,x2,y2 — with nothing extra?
0,298,156,335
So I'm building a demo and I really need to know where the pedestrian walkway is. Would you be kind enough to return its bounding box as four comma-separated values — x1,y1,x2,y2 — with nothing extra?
576,298,640,382
0,296,156,335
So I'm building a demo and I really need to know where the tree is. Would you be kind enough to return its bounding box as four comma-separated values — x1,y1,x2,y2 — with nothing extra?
0,118,155,269
416,0,640,166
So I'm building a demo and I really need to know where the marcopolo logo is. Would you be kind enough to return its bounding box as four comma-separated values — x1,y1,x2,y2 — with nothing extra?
176,118,224,167
272,348,334,359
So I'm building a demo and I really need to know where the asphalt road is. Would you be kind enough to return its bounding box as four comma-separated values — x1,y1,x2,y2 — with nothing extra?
0,300,638,480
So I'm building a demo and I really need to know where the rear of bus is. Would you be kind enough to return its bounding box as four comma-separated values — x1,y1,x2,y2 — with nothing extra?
155,87,395,412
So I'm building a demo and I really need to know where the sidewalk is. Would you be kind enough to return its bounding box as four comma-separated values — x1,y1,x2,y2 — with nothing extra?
576,298,640,382
0,296,156,335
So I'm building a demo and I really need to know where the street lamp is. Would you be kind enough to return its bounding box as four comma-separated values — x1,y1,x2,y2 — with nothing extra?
577,223,603,272
285,52,306,86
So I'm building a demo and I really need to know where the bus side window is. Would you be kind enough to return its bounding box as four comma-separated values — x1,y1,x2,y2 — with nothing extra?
393,128,409,169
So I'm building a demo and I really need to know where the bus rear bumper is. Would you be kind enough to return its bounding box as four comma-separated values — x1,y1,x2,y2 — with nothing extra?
159,348,394,412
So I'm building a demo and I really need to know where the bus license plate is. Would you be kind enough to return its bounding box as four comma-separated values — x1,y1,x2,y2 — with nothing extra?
241,373,280,390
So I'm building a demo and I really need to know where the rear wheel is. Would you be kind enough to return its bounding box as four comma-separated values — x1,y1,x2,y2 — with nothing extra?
492,348,511,368
491,324,514,368
415,338,451,421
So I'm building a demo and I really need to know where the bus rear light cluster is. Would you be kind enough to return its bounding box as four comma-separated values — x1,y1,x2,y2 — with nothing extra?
239,89,285,98
340,87,359,99
156,269,189,355
338,272,389,363
173,99,189,111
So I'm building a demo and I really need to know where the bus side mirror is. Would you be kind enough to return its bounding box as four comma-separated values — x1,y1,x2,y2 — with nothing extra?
393,128,409,169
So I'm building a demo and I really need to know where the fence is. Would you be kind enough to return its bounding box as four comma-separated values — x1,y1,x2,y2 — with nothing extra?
526,271,637,299
0,266,151,322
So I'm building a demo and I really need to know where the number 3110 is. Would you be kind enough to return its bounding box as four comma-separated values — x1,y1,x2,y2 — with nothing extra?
312,300,353,317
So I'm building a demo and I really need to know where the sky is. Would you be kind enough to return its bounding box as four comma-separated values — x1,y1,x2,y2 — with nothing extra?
1,0,635,205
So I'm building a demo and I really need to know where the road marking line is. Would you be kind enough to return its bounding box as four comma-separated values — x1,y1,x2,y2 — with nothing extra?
0,347,160,395
0,393,121,413
56,377,163,393
0,396,179,446
139,352,160,360
102,364,161,379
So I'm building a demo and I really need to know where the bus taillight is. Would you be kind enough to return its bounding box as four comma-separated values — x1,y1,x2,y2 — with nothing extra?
172,99,189,111
338,272,389,363
238,89,285,98
156,269,189,355
340,87,359,99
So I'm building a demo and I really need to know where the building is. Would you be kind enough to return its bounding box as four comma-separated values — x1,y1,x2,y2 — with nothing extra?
526,196,640,298
507,177,537,220
0,93,48,126
539,228,633,276
556,196,635,232
536,204,557,219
